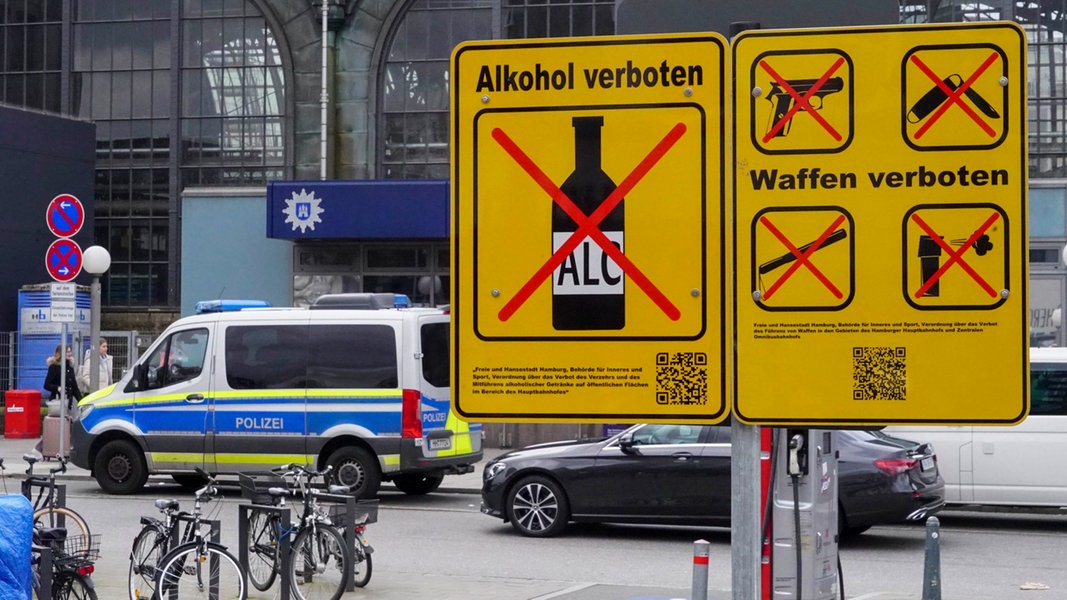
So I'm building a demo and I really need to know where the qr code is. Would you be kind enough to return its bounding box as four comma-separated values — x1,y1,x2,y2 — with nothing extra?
655,352,708,405
852,346,906,401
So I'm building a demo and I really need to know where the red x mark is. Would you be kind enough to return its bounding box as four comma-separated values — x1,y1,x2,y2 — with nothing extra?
491,124,685,323
760,57,846,143
759,214,846,301
911,212,1000,299
910,52,999,139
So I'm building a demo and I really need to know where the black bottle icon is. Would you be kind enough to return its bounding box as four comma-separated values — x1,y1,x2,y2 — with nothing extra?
552,116,625,330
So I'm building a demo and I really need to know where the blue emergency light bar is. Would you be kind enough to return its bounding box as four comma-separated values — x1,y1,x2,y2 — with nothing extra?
194,299,272,314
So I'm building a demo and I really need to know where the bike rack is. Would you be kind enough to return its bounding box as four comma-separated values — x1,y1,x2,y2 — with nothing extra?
22,479,75,531
238,504,293,600
32,543,52,599
238,495,360,597
321,493,358,593
171,513,220,546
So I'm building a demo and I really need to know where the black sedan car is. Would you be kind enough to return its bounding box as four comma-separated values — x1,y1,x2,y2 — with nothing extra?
481,424,944,537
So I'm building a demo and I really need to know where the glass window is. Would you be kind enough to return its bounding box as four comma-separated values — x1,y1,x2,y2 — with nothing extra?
225,325,309,389
1031,363,1067,416
308,325,399,389
421,321,449,388
379,0,613,179
143,327,209,390
226,322,403,390
1031,187,1067,237
627,423,703,446
66,1,285,307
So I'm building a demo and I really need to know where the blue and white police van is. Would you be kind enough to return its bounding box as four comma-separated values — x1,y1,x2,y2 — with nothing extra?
70,294,482,497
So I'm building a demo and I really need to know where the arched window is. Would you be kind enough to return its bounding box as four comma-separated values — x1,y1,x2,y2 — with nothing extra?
378,0,615,179
71,0,285,306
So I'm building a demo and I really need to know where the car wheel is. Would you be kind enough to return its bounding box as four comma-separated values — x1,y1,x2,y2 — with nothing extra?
507,475,570,537
94,439,148,494
391,473,444,495
326,446,381,499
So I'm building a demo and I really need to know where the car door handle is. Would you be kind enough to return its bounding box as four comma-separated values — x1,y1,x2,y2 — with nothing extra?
185,393,205,404
672,452,694,461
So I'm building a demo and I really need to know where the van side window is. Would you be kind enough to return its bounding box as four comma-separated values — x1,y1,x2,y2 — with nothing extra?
308,325,398,388
225,325,309,389
145,328,209,390
421,322,448,388
225,324,398,389
1030,365,1067,416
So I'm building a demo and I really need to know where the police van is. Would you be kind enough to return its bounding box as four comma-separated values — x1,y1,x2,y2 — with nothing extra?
70,294,482,497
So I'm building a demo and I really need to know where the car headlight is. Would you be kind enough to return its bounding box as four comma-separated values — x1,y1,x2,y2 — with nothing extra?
483,461,507,482
78,403,94,420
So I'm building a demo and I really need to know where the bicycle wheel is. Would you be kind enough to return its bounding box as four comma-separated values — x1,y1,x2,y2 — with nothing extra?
156,541,246,600
128,524,168,600
34,507,91,543
351,543,372,588
245,510,279,592
53,573,99,600
288,525,350,600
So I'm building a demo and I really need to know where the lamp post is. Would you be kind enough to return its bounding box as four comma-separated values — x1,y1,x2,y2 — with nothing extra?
83,246,111,392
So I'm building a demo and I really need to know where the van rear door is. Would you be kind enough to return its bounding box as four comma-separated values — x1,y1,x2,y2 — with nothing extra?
417,314,480,458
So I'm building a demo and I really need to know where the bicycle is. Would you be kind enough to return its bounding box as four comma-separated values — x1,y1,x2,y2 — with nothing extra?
32,523,101,600
153,468,247,600
128,493,219,599
23,453,92,544
241,464,352,600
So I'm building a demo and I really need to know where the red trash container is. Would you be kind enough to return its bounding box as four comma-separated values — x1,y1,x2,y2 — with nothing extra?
4,390,42,438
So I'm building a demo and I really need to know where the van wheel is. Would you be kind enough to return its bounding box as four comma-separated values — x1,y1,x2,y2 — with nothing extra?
94,439,148,494
327,447,381,499
392,473,444,495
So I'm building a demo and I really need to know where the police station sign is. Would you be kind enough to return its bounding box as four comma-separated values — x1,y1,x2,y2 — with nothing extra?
451,34,730,423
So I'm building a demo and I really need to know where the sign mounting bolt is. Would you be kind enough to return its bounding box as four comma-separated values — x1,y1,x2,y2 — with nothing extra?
998,76,1009,87
491,288,500,298
481,94,490,104
1000,289,1009,299
752,86,763,98
752,290,763,301
691,288,700,297
684,87,693,97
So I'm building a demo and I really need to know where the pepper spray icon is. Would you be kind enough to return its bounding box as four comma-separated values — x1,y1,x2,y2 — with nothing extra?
917,233,994,297
552,116,625,330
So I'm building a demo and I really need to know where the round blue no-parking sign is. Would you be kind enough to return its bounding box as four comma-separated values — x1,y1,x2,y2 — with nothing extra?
46,193,84,238
45,238,83,282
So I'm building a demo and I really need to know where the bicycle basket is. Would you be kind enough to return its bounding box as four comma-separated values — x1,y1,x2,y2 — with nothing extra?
329,498,379,526
54,534,101,563
238,471,287,505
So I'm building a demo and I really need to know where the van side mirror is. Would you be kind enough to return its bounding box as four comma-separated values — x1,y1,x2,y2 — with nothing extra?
125,363,144,392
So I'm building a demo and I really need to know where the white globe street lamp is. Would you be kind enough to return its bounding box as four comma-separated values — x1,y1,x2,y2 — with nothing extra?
83,246,111,392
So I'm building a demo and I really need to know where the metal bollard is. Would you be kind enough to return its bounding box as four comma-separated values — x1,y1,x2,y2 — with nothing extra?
922,516,941,600
692,539,710,600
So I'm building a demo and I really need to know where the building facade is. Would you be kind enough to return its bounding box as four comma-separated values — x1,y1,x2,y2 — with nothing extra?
2,0,1067,348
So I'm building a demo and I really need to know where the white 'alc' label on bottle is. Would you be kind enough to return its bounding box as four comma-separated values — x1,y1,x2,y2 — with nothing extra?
551,233,624,295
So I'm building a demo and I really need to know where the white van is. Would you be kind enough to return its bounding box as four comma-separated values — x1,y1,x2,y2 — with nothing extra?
886,347,1064,507
70,294,482,496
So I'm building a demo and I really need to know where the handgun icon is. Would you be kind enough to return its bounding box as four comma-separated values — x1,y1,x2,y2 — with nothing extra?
766,77,844,137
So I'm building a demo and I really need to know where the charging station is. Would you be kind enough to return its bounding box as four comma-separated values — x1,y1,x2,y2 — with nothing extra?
771,429,839,599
